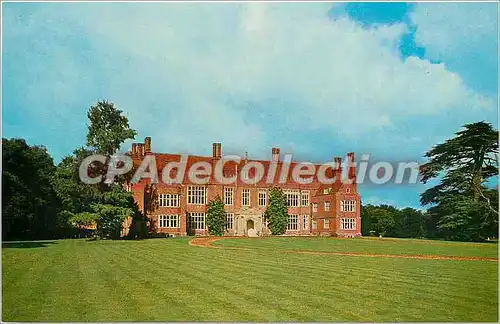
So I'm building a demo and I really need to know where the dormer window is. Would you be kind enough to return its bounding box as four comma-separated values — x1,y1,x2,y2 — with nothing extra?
346,187,351,193
323,188,329,194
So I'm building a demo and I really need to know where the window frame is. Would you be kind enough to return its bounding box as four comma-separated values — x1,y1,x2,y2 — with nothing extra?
187,186,207,205
158,214,180,228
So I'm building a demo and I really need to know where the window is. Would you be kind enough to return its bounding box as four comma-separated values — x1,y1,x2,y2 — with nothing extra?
301,190,309,207
158,215,179,228
158,194,179,207
226,213,234,230
312,203,318,212
261,215,268,228
346,187,351,193
258,190,267,207
324,201,330,211
189,212,205,230
242,188,250,206
285,189,300,207
324,219,329,229
312,219,317,229
341,218,356,230
341,200,356,212
302,215,309,230
224,187,234,205
187,186,206,205
287,214,298,230
323,188,330,194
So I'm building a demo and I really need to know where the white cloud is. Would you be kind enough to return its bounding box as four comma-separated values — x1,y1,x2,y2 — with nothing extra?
411,2,497,62
3,2,496,158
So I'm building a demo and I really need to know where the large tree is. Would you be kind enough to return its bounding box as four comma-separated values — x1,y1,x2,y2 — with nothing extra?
206,196,226,236
419,121,498,241
54,100,139,239
2,138,64,240
264,187,288,235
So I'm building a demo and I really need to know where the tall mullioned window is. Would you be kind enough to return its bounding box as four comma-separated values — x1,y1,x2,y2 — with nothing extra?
242,188,250,206
302,215,309,230
341,200,356,212
224,187,234,205
285,189,300,207
187,186,206,205
226,213,234,230
158,215,179,228
341,218,356,230
158,194,179,207
287,214,298,230
301,190,309,207
258,190,267,207
189,212,206,230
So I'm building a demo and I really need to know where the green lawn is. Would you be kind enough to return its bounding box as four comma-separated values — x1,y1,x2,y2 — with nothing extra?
2,237,498,322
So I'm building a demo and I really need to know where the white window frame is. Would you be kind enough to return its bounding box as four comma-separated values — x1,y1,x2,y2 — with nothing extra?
226,213,234,230
341,218,356,230
341,200,356,212
312,203,318,212
312,219,317,229
284,189,300,207
158,214,180,228
187,186,207,205
323,188,330,194
158,194,180,208
258,189,267,207
324,201,330,212
302,215,309,230
324,218,329,229
301,190,309,207
287,214,298,230
242,188,250,206
189,212,206,230
345,187,351,193
261,214,268,229
224,187,234,205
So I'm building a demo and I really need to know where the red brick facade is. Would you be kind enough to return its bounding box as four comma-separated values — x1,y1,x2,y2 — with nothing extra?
125,138,362,237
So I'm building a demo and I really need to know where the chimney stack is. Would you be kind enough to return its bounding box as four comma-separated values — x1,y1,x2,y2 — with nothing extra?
144,137,151,153
347,152,356,179
137,143,144,156
132,143,138,155
333,157,342,170
271,147,280,162
212,143,221,159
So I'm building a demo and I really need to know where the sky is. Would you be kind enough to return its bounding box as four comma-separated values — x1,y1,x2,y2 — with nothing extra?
2,2,498,209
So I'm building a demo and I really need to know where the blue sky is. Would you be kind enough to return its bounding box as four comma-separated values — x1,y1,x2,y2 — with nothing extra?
2,2,498,209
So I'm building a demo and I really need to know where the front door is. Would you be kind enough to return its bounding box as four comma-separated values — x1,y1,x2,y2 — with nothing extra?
246,219,255,231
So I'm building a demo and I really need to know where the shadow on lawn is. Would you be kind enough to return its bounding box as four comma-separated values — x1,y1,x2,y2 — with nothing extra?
2,241,57,249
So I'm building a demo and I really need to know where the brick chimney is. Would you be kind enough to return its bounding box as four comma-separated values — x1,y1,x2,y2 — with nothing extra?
137,143,145,156
144,137,151,153
271,147,280,162
347,152,356,179
212,143,221,159
132,143,138,155
333,157,342,170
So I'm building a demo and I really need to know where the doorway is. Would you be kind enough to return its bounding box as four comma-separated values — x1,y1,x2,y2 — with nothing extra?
246,219,255,231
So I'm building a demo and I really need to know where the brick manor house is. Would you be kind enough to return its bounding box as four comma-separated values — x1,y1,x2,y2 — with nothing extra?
124,137,361,237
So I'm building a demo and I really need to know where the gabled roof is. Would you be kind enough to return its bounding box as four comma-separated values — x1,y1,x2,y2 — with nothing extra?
130,152,356,189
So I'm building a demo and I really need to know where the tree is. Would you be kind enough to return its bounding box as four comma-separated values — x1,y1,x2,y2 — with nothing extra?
361,204,396,237
420,121,498,241
206,196,226,236
264,187,288,235
86,100,137,156
2,138,63,240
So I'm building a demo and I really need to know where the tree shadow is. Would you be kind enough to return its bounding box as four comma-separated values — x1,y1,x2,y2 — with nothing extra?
2,241,56,249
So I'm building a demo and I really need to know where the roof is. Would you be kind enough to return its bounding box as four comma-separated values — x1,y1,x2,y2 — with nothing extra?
129,152,356,192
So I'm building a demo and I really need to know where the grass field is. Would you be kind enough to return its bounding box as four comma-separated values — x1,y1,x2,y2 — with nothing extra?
2,237,498,322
